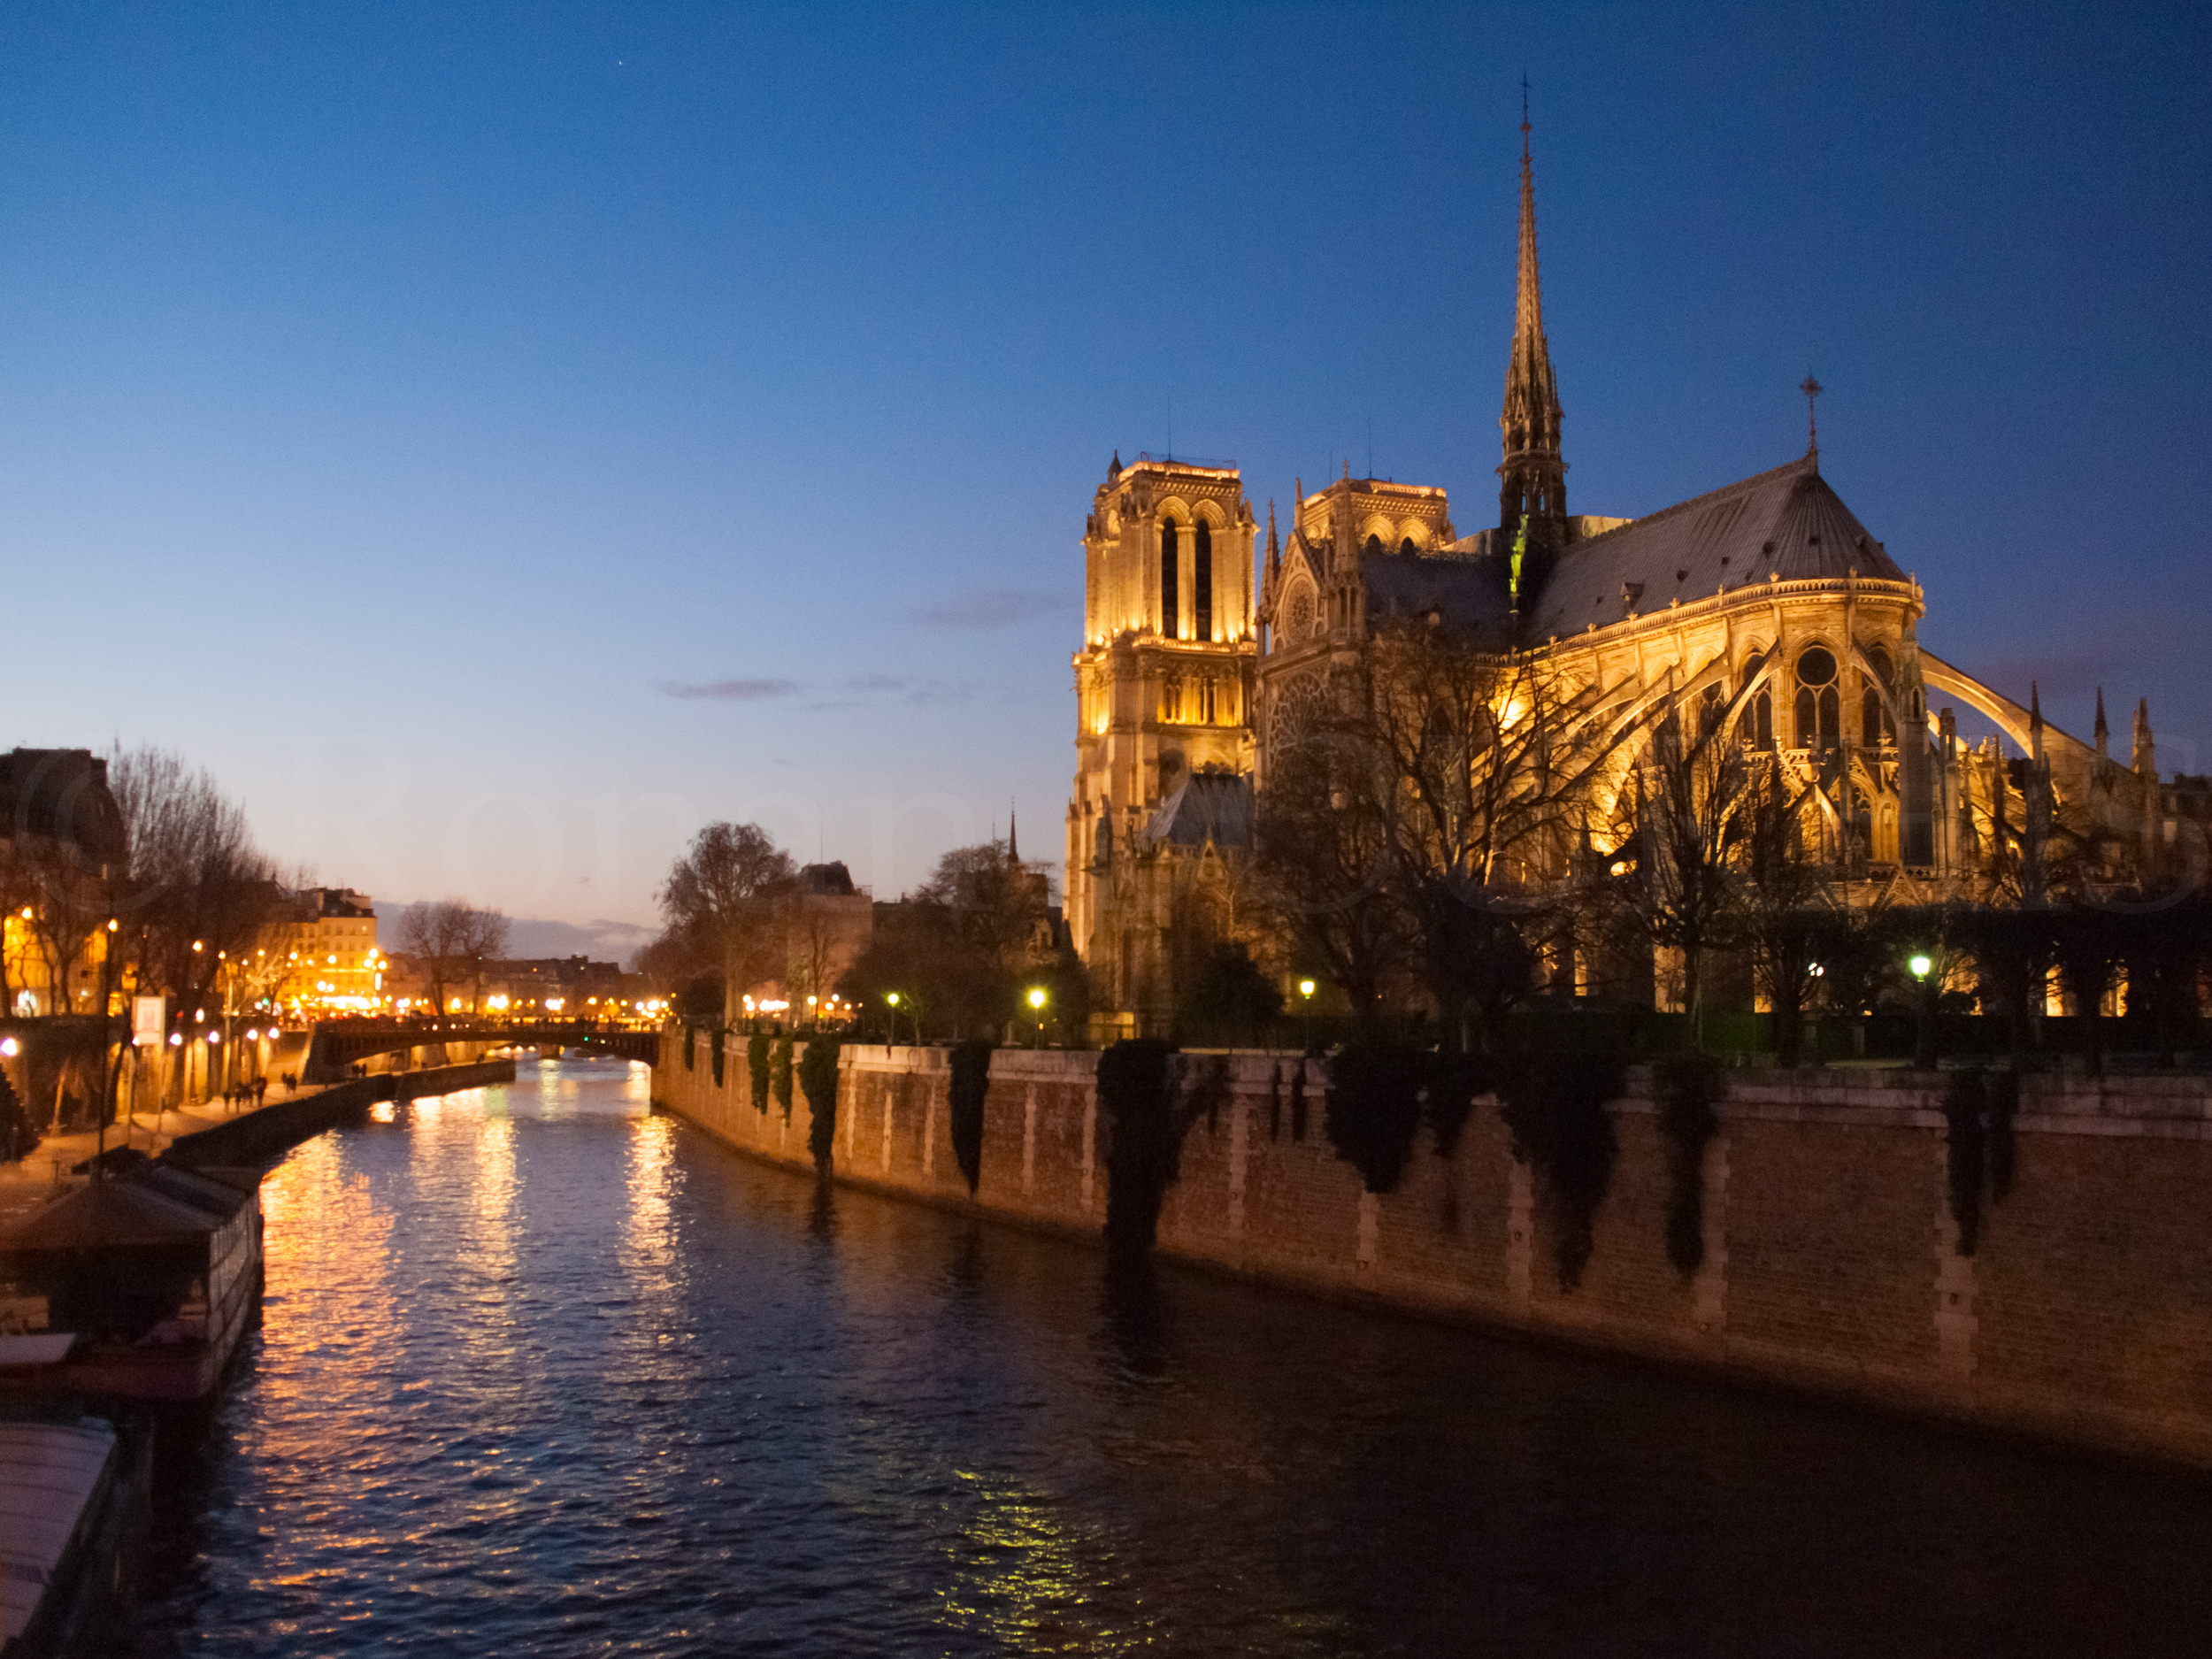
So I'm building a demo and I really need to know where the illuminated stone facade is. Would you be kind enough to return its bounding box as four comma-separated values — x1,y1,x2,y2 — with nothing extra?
1063,455,1258,1033
1069,123,2194,1030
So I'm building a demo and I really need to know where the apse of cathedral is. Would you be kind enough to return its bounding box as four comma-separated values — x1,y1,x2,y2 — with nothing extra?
1066,117,2193,1036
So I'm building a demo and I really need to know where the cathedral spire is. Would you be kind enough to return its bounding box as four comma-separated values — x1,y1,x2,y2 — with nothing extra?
2134,698,2156,780
1499,92,1567,573
2094,687,2109,759
1009,803,1019,864
1266,500,1279,574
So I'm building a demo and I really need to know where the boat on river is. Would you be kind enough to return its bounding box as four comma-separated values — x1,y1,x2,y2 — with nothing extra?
0,1409,149,1659
0,1162,262,1406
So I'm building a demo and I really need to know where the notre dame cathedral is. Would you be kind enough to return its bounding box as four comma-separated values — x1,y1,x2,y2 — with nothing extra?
1064,119,2198,1039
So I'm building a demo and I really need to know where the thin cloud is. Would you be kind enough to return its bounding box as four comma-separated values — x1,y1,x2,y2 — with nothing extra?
906,588,1058,629
657,678,803,701
806,675,974,710
660,673,974,710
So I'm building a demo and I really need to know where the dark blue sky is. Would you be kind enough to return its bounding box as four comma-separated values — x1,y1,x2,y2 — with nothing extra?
2,3,2205,947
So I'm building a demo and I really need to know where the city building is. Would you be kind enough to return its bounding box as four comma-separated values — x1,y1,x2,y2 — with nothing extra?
0,749,126,1017
260,888,380,1014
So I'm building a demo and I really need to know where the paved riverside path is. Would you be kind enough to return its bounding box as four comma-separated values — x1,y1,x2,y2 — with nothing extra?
0,1057,519,1230
0,1081,357,1227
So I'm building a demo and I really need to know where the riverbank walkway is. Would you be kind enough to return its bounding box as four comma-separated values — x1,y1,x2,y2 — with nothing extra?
0,1087,354,1228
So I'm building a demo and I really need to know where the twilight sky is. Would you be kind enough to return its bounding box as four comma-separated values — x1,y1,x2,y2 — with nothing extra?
2,3,2206,956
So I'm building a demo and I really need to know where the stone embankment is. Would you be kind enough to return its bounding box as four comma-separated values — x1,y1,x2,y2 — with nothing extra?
657,1038,2212,1471
165,1059,518,1166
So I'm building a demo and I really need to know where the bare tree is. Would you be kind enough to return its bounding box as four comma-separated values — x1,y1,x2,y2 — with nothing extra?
1362,630,1637,1048
110,747,280,1010
840,838,1055,1039
1735,754,1832,1066
655,823,795,1025
1256,625,1632,1044
1610,711,1762,1047
1253,712,1416,1020
394,900,510,1016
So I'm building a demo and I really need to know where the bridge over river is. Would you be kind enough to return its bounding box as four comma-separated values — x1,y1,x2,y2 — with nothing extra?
305,1018,658,1079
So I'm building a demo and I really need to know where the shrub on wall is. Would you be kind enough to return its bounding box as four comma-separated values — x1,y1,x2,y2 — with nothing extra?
710,1028,726,1088
1424,1051,1489,1161
683,1025,696,1071
801,1036,841,1171
748,1033,772,1113
948,1038,995,1194
1652,1052,1722,1275
1324,1034,1428,1195
1497,1048,1626,1288
1943,1067,2022,1256
1097,1038,1187,1260
1186,1053,1231,1133
772,1035,795,1118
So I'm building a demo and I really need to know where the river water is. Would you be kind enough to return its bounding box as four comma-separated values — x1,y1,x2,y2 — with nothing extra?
129,1058,2212,1656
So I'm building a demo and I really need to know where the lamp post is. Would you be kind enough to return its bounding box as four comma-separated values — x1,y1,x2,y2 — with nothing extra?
1298,978,1317,1056
1027,986,1048,1049
218,950,235,1098
885,991,901,1046
1910,953,1937,1072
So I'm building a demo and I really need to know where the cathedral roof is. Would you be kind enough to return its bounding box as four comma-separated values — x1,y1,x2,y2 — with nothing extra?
1146,771,1253,850
1523,455,1905,641
1360,551,1516,646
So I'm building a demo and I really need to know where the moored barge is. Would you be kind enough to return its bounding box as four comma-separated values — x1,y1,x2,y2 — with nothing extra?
0,1163,262,1406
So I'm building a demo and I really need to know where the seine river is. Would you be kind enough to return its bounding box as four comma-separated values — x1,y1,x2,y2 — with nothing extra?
130,1059,2212,1656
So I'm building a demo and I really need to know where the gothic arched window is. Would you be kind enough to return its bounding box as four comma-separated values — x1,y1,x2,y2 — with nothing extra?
1363,534,1384,558
1400,537,1417,555
1796,647,1839,748
1754,688,1774,749
1161,518,1180,639
1863,687,1895,747
1194,519,1214,641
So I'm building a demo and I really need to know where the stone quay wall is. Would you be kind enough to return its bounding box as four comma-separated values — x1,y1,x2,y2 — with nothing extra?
655,1036,2212,1470
166,1058,518,1167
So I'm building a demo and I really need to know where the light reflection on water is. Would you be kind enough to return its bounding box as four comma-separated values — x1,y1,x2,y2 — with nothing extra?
132,1059,2212,1657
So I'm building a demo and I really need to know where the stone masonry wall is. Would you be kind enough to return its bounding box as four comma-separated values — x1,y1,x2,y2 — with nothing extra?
656,1037,2212,1469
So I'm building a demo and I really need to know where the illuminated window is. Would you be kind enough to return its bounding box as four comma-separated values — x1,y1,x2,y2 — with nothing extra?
1754,688,1773,748
1161,518,1179,639
1194,519,1213,641
1863,687,1895,746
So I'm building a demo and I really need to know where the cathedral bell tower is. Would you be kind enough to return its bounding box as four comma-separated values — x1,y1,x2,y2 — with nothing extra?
1498,105,1569,610
1064,452,1257,969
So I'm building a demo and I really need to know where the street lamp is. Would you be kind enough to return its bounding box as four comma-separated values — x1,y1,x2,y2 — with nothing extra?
1910,952,1937,1072
1026,986,1048,1048
885,991,902,1045
1298,978,1317,1055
